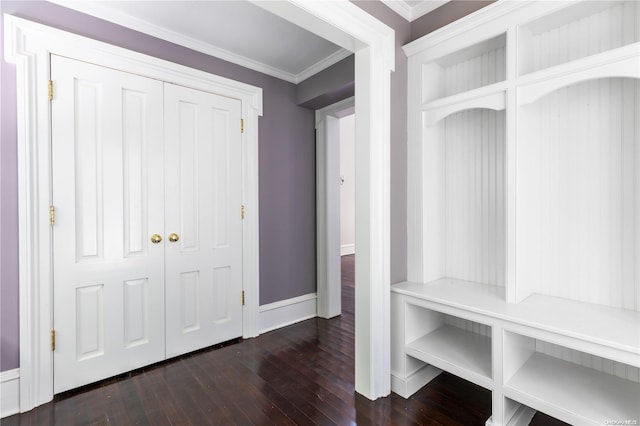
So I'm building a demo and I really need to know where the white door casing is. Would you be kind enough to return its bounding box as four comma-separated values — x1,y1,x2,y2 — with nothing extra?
316,97,355,320
52,56,167,393
164,84,243,358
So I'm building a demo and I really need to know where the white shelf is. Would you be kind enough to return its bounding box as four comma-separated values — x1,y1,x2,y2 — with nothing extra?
518,42,640,106
393,279,505,317
421,84,506,126
421,33,506,103
406,324,492,390
505,352,640,425
393,279,640,365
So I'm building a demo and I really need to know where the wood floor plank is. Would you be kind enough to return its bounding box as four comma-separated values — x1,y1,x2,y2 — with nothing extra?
3,255,568,425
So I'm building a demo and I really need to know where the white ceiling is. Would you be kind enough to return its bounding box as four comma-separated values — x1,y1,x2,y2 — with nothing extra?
49,0,352,84
49,0,444,84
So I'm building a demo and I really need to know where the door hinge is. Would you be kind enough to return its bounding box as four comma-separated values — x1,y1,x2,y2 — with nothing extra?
241,205,245,220
240,118,244,134
48,80,53,101
242,290,245,306
51,330,56,351
49,205,56,225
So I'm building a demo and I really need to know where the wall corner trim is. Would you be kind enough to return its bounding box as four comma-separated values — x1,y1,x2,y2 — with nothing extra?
1,369,20,418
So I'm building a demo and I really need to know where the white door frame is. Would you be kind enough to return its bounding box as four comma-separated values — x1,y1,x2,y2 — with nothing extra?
253,1,394,400
316,97,355,319
4,14,262,411
6,0,394,408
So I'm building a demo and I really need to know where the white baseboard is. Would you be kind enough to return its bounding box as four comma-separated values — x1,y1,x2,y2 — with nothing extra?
391,364,442,398
1,368,20,418
340,244,355,256
259,293,317,334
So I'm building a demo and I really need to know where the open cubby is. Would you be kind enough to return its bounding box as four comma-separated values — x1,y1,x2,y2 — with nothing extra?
405,303,492,389
422,108,506,288
422,33,506,103
516,77,640,310
503,331,640,425
519,1,640,76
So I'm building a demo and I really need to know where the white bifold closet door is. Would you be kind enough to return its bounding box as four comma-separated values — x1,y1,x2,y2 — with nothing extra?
51,55,243,393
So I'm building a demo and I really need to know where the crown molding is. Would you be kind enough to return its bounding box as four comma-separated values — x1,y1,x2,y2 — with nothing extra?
47,0,349,84
381,0,413,21
296,48,352,83
411,0,450,20
382,0,450,22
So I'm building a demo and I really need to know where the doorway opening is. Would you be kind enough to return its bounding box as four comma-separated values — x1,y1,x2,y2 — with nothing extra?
316,97,354,319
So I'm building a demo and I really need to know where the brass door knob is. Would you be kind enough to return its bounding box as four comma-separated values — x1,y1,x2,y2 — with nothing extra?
168,233,180,242
150,234,162,244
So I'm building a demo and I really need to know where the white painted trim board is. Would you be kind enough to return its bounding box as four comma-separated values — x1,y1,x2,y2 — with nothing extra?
341,244,356,256
259,293,318,334
1,369,20,418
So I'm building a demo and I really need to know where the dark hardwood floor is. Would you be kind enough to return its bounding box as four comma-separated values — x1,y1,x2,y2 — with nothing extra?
4,255,565,425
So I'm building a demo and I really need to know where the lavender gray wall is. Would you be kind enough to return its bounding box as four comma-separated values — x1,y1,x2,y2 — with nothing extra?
0,1,316,372
411,0,495,40
296,55,354,110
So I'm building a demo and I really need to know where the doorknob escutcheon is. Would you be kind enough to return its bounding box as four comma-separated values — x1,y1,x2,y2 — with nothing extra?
168,233,180,242
150,234,163,244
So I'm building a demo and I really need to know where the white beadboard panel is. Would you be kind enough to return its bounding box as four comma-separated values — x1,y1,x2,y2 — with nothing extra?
444,109,506,287
123,278,149,348
76,284,105,361
75,79,103,261
535,340,640,384
0,369,19,418
123,89,148,258
517,78,639,310
444,314,491,338
423,34,506,103
519,1,640,76
212,108,230,249
178,101,199,252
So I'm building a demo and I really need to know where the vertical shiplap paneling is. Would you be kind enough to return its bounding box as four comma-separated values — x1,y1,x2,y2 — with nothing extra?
535,340,640,384
521,1,639,75
442,44,505,98
444,315,491,338
445,109,505,286
517,79,638,310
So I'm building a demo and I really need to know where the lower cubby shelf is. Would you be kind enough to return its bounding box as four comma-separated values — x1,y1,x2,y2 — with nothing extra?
505,350,640,425
392,280,640,426
407,324,492,390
